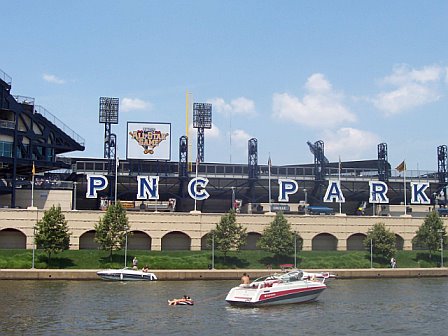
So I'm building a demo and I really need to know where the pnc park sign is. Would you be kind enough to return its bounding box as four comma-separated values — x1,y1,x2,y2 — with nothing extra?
85,175,431,205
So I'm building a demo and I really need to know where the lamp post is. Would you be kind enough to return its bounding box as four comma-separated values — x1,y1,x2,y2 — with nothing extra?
438,229,444,268
231,186,235,210
211,232,215,270
303,188,308,214
32,226,36,269
370,239,373,268
114,156,119,204
73,182,77,210
124,225,128,268
294,231,297,268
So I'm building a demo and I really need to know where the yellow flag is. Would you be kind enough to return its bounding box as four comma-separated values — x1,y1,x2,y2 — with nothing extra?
32,162,35,175
395,160,406,172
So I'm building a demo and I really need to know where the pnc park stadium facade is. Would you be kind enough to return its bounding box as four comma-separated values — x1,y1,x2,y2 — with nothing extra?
1,68,447,252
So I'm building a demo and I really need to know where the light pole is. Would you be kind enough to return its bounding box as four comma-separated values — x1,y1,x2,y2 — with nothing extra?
438,229,444,268
231,187,235,210
211,232,215,270
124,225,128,268
114,156,119,204
303,188,308,214
294,231,297,268
73,182,77,210
32,226,36,269
370,239,373,268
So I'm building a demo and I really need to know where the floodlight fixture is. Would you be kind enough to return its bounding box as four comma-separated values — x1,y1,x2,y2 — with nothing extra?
99,97,119,124
193,103,212,129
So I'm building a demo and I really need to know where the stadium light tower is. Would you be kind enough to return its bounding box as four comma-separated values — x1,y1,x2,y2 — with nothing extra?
193,103,212,162
99,97,119,201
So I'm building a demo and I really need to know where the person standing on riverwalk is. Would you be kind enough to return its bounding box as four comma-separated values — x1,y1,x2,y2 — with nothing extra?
390,257,396,268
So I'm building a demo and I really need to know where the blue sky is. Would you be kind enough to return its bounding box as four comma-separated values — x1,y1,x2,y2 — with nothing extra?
2,1,448,171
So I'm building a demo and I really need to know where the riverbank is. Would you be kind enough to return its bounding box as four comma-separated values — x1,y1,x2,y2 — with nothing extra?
0,249,443,270
1,268,447,280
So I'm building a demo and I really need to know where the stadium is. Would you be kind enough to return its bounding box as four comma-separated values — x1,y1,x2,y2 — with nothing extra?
0,68,447,252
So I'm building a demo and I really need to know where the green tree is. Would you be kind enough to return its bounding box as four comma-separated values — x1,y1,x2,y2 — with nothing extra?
95,202,129,260
209,210,247,260
364,222,396,261
413,211,446,259
257,212,302,260
34,205,71,264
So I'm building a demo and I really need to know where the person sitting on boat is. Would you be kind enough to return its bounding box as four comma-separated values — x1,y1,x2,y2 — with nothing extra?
240,273,250,287
142,265,149,273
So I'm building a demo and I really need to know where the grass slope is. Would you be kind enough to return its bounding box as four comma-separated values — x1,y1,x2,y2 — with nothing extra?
0,249,443,269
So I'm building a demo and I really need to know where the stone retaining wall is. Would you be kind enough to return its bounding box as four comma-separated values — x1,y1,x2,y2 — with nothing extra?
1,268,447,280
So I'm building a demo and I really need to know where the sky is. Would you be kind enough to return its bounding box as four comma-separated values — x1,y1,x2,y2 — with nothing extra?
1,1,448,172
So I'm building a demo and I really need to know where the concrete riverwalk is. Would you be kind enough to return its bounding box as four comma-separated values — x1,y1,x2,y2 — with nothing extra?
1,268,448,280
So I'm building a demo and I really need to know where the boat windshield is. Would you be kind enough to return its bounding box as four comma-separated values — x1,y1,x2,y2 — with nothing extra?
252,274,280,283
278,271,303,282
252,271,304,284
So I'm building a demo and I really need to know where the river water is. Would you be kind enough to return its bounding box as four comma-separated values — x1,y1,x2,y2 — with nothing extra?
0,278,447,335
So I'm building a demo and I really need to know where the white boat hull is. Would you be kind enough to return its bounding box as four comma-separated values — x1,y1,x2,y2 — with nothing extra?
97,269,157,281
226,270,327,307
226,284,325,307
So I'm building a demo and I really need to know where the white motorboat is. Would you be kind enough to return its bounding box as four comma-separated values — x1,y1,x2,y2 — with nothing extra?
97,268,157,281
225,270,327,307
97,228,157,281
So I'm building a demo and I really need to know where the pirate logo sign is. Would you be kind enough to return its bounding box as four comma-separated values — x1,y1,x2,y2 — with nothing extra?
129,127,169,155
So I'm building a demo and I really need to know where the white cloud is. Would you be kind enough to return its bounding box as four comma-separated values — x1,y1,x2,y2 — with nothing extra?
323,127,380,160
43,73,65,84
383,64,443,85
208,97,256,116
272,73,356,129
188,123,220,138
231,129,253,148
206,124,220,138
305,73,332,92
121,97,152,112
373,64,444,115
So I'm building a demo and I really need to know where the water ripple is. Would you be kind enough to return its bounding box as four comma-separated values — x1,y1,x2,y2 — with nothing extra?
0,278,447,335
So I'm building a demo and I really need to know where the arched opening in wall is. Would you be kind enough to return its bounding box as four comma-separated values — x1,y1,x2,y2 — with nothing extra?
412,236,426,250
201,233,212,250
347,233,366,251
312,233,338,251
162,231,191,251
0,228,26,249
241,232,262,250
79,230,99,250
395,234,404,250
128,231,151,250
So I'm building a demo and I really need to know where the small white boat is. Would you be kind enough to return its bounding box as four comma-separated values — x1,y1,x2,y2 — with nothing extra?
225,270,327,307
97,268,157,281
